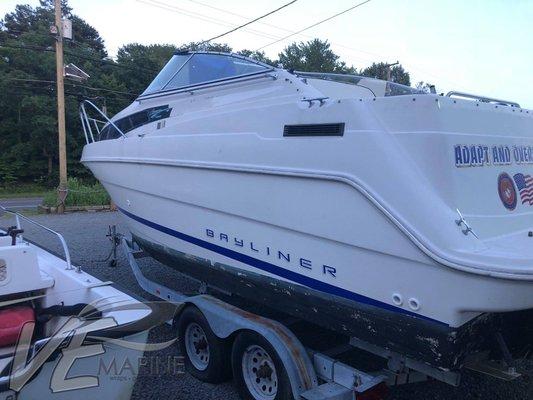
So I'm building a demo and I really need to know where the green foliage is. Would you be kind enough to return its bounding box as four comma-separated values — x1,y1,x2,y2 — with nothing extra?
277,39,356,73
114,43,176,95
415,81,433,93
0,160,18,186
236,49,275,66
360,62,411,86
178,41,232,53
42,177,109,207
0,0,109,186
0,182,48,198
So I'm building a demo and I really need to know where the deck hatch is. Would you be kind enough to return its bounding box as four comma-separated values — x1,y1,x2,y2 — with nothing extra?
283,123,345,137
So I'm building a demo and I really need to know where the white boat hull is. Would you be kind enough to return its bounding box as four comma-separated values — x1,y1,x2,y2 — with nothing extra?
84,159,533,328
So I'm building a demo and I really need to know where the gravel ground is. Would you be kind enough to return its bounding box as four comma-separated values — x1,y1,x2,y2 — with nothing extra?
2,210,532,400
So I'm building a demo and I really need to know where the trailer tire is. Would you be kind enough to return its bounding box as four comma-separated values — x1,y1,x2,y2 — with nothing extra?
232,331,294,400
177,306,232,383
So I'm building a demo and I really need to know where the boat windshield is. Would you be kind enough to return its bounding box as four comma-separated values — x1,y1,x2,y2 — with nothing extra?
142,52,272,96
295,71,426,97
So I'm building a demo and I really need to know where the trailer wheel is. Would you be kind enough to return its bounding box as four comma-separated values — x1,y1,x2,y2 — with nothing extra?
232,331,293,400
177,306,232,383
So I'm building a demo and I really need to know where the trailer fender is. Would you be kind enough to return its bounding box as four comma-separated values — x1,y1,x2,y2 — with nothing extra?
183,295,318,398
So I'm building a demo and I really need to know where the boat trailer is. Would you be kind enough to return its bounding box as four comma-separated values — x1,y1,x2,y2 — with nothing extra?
112,231,516,400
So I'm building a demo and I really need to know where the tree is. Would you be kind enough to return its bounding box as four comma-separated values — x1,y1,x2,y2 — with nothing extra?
360,62,410,86
114,43,176,96
177,41,232,53
415,81,434,93
0,0,135,185
237,49,275,66
278,39,356,73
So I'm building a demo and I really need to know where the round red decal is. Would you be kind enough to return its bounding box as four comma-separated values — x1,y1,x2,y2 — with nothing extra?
498,173,517,211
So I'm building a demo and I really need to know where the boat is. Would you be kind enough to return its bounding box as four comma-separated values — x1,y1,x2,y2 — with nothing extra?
80,51,533,373
0,206,171,398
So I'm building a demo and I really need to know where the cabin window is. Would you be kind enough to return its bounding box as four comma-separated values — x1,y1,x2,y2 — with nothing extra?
99,105,172,140
142,53,272,96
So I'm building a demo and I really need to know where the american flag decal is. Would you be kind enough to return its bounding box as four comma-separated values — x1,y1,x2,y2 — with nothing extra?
513,173,533,205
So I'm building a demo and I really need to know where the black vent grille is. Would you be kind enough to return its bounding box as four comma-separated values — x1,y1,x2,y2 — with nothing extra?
283,123,345,137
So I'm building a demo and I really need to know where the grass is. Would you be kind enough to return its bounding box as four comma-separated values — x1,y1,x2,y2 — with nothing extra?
1,209,40,219
42,178,110,207
0,183,49,199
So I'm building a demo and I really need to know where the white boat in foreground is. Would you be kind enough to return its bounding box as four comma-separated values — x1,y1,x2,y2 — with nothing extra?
80,51,533,372
0,206,171,399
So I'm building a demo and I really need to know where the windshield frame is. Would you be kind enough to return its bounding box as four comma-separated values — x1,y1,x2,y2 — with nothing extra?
139,51,275,99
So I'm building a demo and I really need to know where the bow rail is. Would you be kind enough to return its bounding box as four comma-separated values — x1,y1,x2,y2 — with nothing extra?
80,100,126,144
0,205,76,272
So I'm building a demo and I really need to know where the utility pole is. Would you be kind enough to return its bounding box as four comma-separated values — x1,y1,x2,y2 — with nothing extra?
54,0,67,213
384,61,399,81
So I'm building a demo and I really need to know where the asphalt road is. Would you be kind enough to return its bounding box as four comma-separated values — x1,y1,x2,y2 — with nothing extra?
3,211,532,400
0,197,43,210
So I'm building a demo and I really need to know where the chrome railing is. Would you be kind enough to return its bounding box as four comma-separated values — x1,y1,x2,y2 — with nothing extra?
446,91,520,108
0,206,77,272
80,100,126,144
294,71,426,97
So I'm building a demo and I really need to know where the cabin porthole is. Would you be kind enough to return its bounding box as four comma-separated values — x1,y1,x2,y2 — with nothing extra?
408,298,420,311
392,293,403,306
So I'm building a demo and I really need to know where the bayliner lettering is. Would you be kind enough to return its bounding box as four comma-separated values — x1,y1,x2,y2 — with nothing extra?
205,229,337,278
455,144,533,167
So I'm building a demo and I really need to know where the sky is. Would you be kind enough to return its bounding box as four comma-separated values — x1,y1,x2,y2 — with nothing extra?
1,0,532,108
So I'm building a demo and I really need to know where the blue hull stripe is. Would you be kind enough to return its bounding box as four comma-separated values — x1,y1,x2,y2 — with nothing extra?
119,207,444,325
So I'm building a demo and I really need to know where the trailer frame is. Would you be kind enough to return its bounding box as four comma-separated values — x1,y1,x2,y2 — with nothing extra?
117,233,508,399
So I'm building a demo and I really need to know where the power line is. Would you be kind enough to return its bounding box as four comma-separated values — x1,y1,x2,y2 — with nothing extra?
136,0,378,65
0,42,55,53
182,0,381,63
1,77,55,84
256,0,373,50
64,49,158,73
179,0,378,58
184,0,293,33
66,40,160,73
2,85,127,100
67,82,138,96
2,29,160,73
2,84,53,93
132,0,400,70
175,0,402,70
136,0,283,41
0,77,138,97
0,42,158,73
168,2,385,68
199,0,298,45
147,0,455,87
